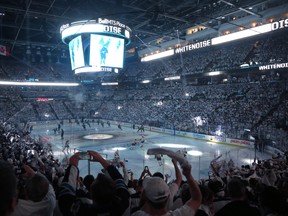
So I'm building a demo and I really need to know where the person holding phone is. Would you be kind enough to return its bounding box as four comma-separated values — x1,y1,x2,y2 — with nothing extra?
58,151,130,216
132,161,202,216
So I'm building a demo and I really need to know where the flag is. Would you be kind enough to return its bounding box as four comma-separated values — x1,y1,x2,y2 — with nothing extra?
0,45,9,56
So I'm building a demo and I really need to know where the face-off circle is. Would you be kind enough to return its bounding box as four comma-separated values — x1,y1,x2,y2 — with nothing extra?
83,134,113,140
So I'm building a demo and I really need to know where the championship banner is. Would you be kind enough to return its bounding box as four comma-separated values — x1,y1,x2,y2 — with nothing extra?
0,45,9,56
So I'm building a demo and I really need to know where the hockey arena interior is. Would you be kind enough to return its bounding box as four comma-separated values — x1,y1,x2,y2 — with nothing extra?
0,0,288,215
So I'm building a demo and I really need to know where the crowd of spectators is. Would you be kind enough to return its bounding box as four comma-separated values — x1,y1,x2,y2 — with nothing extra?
0,75,287,151
0,118,288,216
0,22,287,215
123,29,288,80
0,46,288,149
87,79,286,152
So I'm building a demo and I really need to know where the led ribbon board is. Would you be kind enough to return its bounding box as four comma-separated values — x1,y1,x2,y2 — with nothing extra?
142,18,288,62
60,18,132,45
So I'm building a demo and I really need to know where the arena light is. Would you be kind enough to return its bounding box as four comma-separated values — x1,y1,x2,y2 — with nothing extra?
211,23,271,45
101,82,118,86
0,81,79,86
208,71,221,76
155,101,163,106
240,63,249,68
164,76,180,81
75,66,103,74
141,80,150,84
36,98,54,101
141,49,174,62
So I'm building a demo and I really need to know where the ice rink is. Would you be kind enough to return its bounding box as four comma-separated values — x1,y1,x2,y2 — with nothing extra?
31,121,271,180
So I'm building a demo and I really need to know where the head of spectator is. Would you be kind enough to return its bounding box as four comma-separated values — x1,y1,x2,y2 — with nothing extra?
208,179,224,198
199,185,214,206
259,186,288,216
11,165,56,216
142,177,170,209
152,172,164,179
214,177,261,216
83,174,94,192
181,183,214,216
0,160,17,216
25,173,50,202
90,173,116,204
134,161,202,216
227,177,246,200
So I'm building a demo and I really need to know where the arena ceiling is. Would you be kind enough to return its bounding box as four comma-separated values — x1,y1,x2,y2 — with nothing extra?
0,0,285,59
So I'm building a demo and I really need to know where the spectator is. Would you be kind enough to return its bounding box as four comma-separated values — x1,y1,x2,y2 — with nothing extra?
132,161,202,216
214,177,261,216
0,160,17,216
83,174,95,193
258,186,288,216
58,151,130,216
11,165,56,216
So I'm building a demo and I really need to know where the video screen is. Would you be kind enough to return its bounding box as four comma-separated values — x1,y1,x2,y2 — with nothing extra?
68,35,85,70
89,34,124,69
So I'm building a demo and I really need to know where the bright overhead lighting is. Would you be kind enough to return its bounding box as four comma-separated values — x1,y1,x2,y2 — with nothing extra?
75,66,102,74
141,80,150,84
164,76,180,81
141,49,174,62
101,82,118,86
0,81,79,86
208,71,221,76
211,23,271,45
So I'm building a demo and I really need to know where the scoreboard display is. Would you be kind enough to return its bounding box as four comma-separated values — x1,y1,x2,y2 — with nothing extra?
60,18,131,74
